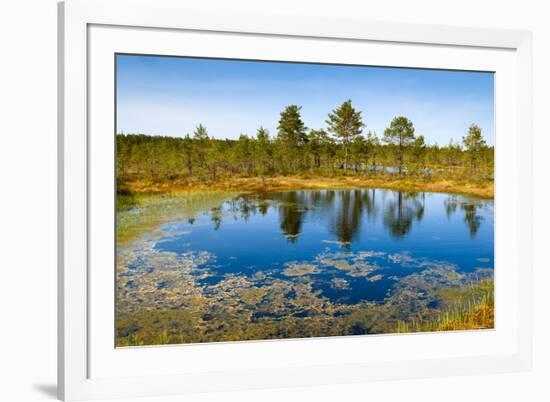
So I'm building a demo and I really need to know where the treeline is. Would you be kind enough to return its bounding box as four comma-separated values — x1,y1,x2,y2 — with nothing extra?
116,100,493,185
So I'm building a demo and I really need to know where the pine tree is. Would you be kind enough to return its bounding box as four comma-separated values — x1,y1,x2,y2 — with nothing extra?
276,105,307,170
326,100,364,171
255,127,272,182
307,129,330,169
462,124,486,175
411,135,426,170
383,116,416,174
350,135,367,172
443,138,462,167
182,134,194,175
235,134,254,174
193,124,209,170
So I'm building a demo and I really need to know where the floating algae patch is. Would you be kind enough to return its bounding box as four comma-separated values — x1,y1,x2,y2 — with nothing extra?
316,250,379,277
283,263,319,277
331,277,350,289
237,287,269,306
331,260,355,270
366,274,383,282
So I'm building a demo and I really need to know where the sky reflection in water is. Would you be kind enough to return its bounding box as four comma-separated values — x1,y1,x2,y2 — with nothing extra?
154,189,493,304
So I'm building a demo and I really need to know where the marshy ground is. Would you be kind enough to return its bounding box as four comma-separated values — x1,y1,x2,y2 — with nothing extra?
116,189,494,346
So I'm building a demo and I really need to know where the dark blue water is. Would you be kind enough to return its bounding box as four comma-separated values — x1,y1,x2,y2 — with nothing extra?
155,189,493,304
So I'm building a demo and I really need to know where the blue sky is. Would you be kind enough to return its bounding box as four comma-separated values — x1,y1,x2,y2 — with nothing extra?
116,54,494,146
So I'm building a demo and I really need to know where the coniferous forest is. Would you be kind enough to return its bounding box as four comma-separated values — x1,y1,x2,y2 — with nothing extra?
116,101,493,197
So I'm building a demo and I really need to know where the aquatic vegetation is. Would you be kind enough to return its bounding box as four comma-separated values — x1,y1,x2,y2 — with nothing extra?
316,251,380,277
395,280,494,332
116,237,493,345
366,274,383,282
282,263,319,276
116,191,236,246
331,277,351,289
115,190,494,346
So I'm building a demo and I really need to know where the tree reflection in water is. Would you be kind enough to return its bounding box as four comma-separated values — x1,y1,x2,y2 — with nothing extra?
383,192,425,239
443,195,486,238
210,206,223,231
210,189,487,244
461,203,484,238
330,190,362,245
277,191,306,243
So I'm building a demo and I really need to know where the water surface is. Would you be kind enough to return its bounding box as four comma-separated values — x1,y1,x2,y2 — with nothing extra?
153,190,493,304
116,189,494,344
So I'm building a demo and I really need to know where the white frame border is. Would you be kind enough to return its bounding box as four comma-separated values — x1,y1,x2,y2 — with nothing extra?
89,24,519,380
58,0,533,400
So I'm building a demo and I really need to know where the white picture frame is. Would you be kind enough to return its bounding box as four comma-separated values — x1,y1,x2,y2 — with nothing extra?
58,0,533,400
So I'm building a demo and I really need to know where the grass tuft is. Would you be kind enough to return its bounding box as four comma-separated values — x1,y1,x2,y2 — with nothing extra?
396,280,494,333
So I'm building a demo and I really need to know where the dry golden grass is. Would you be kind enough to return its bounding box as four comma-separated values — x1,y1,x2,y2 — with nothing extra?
437,302,494,331
121,174,494,199
396,280,494,333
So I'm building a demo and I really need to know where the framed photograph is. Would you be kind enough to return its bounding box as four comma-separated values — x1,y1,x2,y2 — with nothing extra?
58,0,533,400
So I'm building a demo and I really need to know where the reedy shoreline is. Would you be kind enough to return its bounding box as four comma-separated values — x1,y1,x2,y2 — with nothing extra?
118,174,494,199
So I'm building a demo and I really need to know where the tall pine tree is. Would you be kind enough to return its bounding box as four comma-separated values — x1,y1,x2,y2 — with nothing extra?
326,100,364,171
277,105,307,170
462,124,487,174
383,116,416,174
